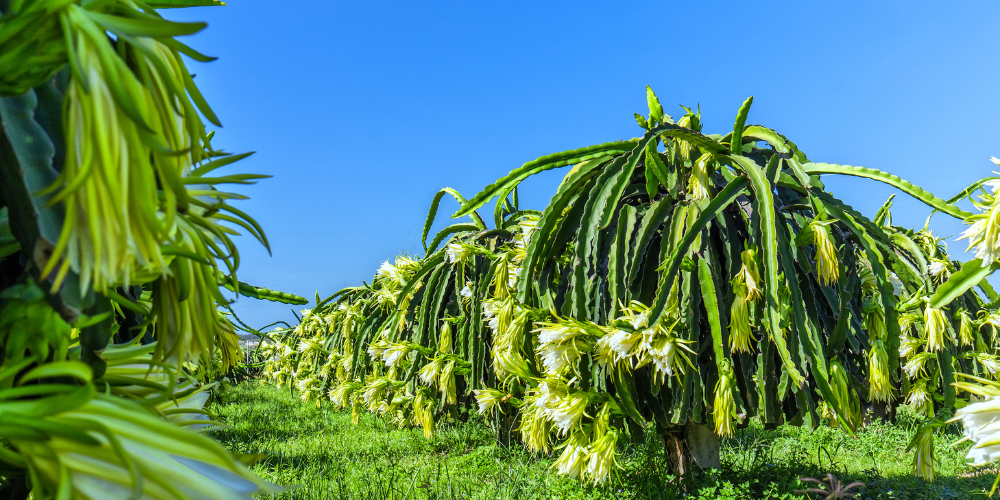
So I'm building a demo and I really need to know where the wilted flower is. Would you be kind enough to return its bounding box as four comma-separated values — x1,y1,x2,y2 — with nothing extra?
729,282,755,353
439,323,453,354
386,394,411,421
382,343,411,367
898,312,922,336
907,379,931,414
362,378,392,406
296,376,318,398
971,352,1000,376
553,431,591,479
493,349,534,382
904,352,935,379
150,256,227,367
828,360,859,432
868,339,893,403
42,32,168,293
863,306,887,341
474,387,506,416
735,248,763,301
713,363,738,437
440,360,457,404
958,310,978,347
924,305,951,352
858,259,879,293
981,312,1000,339
907,424,938,481
445,242,475,264
584,403,621,484
484,295,518,341
491,258,513,301
810,220,840,286
329,383,358,408
518,403,552,453
585,423,620,484
547,392,590,436
418,358,444,386
412,391,436,439
351,398,364,425
675,106,701,160
688,153,714,201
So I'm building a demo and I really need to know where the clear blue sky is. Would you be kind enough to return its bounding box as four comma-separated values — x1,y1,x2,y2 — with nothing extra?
166,1,1000,329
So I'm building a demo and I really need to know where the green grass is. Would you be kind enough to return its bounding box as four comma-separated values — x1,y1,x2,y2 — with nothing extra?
207,381,1000,499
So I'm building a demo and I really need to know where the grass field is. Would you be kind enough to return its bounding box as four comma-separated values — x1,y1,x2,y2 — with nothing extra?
207,381,1000,499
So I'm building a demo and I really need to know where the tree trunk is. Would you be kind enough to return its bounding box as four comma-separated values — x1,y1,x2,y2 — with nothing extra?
664,422,720,476
863,401,896,425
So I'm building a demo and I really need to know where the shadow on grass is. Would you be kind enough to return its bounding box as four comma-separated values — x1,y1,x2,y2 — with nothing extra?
600,428,999,500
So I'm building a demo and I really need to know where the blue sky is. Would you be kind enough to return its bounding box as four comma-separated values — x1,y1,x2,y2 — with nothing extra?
166,1,1000,328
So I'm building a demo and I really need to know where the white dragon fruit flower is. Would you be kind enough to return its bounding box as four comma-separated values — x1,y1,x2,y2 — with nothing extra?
927,259,950,280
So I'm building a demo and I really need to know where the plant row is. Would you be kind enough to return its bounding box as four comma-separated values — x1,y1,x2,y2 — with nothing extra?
263,89,1000,485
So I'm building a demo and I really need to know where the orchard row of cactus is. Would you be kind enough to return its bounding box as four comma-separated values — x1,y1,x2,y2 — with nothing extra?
264,88,1000,484
0,1,305,498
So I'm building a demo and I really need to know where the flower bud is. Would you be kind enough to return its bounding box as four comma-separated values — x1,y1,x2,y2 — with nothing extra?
675,108,701,160
438,322,453,354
